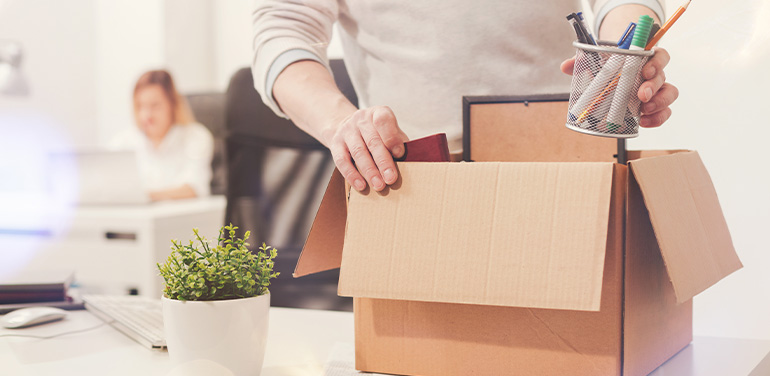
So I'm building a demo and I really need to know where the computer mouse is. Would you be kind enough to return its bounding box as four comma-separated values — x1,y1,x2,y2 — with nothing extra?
1,307,68,329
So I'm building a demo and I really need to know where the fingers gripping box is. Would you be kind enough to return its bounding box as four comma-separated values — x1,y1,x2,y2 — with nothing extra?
295,151,741,376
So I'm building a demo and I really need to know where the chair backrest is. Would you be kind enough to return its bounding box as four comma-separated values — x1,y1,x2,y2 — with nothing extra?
186,92,227,195
224,59,357,311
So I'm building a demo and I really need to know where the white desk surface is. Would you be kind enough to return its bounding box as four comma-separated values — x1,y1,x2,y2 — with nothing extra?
2,308,768,376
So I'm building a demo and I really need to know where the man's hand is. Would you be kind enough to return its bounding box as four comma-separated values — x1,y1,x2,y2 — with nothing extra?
273,61,409,192
560,47,679,128
322,106,409,192
636,47,678,128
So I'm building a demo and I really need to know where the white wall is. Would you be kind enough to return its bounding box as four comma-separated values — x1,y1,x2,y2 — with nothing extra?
212,1,252,92
0,0,767,341
0,0,96,149
209,1,344,92
0,0,97,205
93,0,165,146
627,0,770,341
94,0,220,145
164,0,216,93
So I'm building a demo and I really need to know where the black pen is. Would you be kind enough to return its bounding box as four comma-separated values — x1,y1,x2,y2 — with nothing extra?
576,12,597,45
567,13,589,44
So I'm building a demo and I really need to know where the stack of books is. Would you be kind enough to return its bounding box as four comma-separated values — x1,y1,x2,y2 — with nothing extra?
0,270,83,313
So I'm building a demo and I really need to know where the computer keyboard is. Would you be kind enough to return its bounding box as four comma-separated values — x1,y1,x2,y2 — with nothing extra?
82,294,166,349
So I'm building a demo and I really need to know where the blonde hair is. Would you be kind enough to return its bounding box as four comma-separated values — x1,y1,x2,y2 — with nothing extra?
133,69,196,125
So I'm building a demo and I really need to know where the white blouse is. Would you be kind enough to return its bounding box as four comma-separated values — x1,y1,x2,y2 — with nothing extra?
110,123,214,197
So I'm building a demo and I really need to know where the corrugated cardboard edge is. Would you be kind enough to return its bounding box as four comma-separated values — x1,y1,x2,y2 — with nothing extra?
353,166,626,375
628,151,743,303
293,169,347,277
623,164,693,376
338,162,614,311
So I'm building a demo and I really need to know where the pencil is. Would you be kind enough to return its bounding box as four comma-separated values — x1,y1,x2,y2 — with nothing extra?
576,74,620,123
645,0,691,50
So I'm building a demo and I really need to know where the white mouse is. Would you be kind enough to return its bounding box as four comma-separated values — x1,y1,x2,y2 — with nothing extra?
1,307,68,329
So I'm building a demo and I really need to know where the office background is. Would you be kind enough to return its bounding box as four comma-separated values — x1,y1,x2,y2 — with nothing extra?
0,0,767,341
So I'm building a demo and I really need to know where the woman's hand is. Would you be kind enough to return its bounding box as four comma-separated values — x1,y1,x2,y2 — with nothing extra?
322,106,409,192
560,46,679,128
149,184,197,201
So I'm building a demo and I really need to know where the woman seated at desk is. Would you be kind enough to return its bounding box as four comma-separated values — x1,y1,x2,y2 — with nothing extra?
112,70,214,201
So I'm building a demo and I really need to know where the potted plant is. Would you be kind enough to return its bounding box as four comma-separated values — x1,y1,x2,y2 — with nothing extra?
158,224,279,376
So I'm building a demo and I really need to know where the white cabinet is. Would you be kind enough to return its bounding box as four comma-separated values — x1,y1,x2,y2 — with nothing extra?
0,196,226,296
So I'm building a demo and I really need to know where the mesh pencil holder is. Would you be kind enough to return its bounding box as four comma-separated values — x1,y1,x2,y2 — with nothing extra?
566,41,654,138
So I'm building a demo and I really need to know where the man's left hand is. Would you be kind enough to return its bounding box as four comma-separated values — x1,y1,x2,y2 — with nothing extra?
560,47,679,128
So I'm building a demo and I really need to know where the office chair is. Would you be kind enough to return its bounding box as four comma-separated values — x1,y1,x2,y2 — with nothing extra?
186,92,227,195
224,60,357,311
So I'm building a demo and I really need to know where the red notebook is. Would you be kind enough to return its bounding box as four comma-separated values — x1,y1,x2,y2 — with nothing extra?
397,133,451,162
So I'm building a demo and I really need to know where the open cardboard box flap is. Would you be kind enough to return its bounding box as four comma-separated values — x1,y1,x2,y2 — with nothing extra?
295,150,742,310
628,151,742,303
301,162,616,311
293,169,347,278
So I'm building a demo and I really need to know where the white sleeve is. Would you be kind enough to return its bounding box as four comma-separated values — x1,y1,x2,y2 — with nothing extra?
251,0,339,118
179,124,214,197
591,0,666,35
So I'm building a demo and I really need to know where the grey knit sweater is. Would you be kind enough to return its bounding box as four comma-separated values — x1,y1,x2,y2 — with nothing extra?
252,0,664,151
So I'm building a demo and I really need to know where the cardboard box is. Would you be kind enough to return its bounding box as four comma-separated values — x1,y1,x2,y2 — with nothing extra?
294,148,742,376
296,92,740,376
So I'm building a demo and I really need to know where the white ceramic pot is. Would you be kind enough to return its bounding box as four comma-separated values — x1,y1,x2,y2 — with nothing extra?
162,293,270,376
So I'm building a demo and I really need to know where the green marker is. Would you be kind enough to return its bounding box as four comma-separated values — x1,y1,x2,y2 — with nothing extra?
629,15,654,51
604,15,654,133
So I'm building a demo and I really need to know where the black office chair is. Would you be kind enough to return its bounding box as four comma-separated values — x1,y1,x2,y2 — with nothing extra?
186,92,227,196
224,60,357,311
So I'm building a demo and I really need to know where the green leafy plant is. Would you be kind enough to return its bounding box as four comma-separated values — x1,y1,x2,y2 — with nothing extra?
157,224,279,301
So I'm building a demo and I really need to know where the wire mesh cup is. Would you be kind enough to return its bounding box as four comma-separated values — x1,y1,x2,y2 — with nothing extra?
566,41,655,138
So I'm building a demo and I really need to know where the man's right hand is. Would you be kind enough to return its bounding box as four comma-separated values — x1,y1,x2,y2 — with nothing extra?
322,106,409,192
272,61,408,192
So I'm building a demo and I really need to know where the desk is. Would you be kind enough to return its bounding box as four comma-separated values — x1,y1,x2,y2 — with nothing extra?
2,308,353,376
2,308,769,376
0,196,226,296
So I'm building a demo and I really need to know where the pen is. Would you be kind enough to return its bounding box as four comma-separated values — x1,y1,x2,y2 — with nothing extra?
617,22,636,47
645,0,692,50
569,55,624,122
575,75,619,124
576,12,597,45
605,15,654,131
567,12,602,80
575,22,637,124
646,23,661,46
567,13,589,44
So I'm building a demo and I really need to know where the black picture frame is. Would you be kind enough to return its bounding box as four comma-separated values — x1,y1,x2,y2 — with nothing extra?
461,94,626,164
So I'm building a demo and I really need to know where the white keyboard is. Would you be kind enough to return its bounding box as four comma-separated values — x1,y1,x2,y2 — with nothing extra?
82,294,166,349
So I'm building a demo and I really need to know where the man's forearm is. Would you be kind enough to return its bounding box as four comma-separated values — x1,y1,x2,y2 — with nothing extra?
599,5,661,41
272,60,358,147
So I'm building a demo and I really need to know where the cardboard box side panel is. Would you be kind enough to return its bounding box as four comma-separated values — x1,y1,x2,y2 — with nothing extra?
623,172,693,376
626,150,689,161
469,102,616,162
353,169,626,376
294,170,346,277
629,151,742,303
339,162,613,311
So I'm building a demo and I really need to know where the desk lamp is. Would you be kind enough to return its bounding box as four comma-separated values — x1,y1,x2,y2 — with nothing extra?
0,40,29,96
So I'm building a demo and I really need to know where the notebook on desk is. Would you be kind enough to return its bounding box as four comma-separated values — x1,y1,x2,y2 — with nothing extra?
0,270,83,314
